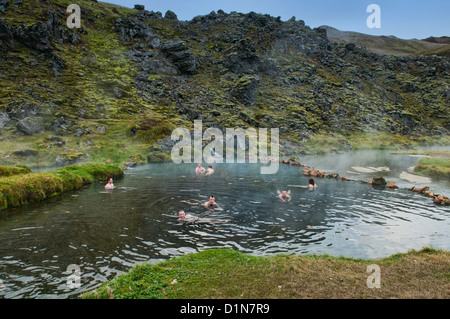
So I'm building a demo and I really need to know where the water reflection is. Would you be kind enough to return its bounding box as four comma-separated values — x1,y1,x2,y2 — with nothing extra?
0,150,449,298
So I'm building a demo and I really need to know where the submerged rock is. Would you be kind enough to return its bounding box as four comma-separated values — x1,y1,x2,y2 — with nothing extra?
387,181,398,188
399,171,432,184
433,195,450,206
409,186,430,194
371,177,387,186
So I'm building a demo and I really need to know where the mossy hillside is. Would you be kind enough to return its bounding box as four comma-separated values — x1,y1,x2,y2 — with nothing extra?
0,0,182,167
83,247,450,299
0,164,123,211
0,1,449,168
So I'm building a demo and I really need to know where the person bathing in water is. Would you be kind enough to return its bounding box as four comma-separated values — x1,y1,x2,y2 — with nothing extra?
195,163,206,174
204,195,222,210
178,210,199,223
278,190,291,202
309,178,317,190
206,165,214,176
178,210,229,224
105,177,114,190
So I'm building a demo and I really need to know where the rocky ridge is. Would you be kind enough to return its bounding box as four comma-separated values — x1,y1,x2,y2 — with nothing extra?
0,0,449,167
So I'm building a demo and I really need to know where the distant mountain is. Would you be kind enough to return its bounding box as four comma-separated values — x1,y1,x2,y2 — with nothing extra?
422,36,450,44
322,26,448,56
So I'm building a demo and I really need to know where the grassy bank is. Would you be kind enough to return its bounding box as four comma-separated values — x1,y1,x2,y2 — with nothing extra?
413,156,450,180
0,165,32,177
83,248,449,299
387,149,450,180
0,164,123,211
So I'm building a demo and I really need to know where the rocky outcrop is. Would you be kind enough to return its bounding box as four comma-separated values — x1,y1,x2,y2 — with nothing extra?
47,117,73,135
230,75,260,107
55,152,87,167
224,39,278,75
164,10,178,20
115,17,155,42
5,102,39,120
17,118,42,135
0,19,14,51
0,10,83,78
0,112,10,128
11,11,82,53
160,39,198,75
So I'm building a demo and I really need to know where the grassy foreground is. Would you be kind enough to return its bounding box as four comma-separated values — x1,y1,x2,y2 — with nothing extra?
0,164,123,211
83,248,449,299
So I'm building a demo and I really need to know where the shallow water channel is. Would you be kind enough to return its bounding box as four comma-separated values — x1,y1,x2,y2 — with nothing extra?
0,149,449,298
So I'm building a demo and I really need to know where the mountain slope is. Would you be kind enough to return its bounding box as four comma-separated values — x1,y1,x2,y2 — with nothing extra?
322,25,448,56
419,44,450,58
0,1,449,167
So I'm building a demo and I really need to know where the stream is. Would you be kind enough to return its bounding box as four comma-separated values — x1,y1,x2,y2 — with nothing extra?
0,149,449,298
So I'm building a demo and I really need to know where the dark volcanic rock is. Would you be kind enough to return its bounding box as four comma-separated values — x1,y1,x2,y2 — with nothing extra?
164,10,178,20
0,19,14,50
224,38,279,75
47,116,73,135
13,21,55,53
55,153,87,167
17,117,42,135
230,75,260,107
115,17,155,42
52,54,65,76
160,39,198,74
12,149,38,157
224,39,260,74
0,0,10,13
5,102,39,120
0,112,10,128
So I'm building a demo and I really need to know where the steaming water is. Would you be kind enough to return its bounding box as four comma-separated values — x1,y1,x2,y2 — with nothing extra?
0,150,449,298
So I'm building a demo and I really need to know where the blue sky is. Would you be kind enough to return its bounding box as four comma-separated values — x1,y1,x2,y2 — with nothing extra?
102,0,449,39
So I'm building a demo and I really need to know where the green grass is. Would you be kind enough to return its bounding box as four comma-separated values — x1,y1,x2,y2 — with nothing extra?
0,164,123,211
414,157,450,179
0,165,32,177
83,247,450,299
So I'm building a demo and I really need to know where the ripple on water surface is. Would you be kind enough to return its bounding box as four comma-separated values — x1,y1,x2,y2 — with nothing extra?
0,160,449,298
